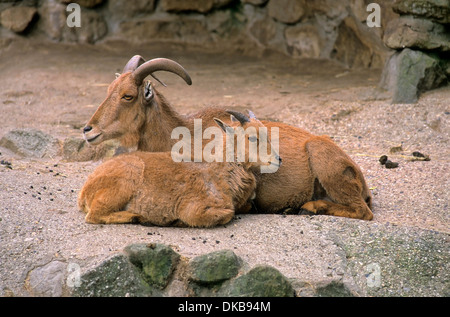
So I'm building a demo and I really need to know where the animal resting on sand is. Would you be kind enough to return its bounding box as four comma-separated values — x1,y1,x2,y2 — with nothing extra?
78,112,281,227
82,55,373,220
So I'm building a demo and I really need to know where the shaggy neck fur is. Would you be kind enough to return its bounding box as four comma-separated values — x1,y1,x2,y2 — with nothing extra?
138,89,188,152
223,162,257,210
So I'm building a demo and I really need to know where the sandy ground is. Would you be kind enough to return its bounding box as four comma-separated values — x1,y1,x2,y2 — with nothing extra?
0,39,448,296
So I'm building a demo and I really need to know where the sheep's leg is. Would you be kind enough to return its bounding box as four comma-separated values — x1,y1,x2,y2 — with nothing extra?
85,188,143,224
305,138,373,220
180,204,235,228
301,199,372,220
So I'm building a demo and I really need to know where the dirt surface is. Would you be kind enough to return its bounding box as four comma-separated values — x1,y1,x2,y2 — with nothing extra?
0,39,448,296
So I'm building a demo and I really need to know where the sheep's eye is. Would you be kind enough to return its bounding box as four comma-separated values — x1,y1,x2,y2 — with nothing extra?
248,136,258,142
122,95,134,101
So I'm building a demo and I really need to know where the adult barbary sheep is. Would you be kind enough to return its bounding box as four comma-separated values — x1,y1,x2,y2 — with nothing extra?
82,55,373,220
78,112,281,227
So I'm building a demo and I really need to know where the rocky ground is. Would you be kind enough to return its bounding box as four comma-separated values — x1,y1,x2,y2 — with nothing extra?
0,39,448,297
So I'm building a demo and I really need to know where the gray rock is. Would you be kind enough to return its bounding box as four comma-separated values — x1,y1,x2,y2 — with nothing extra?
76,9,107,44
267,0,305,24
0,6,37,33
124,243,180,289
73,254,156,297
160,0,215,13
384,16,450,52
284,23,322,58
0,128,60,158
220,265,295,297
107,0,156,20
188,250,241,284
60,0,105,8
26,261,67,297
380,48,447,103
241,0,268,5
393,0,450,24
315,280,355,297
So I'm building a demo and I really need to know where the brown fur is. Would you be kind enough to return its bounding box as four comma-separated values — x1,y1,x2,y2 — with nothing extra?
78,117,281,227
83,62,373,221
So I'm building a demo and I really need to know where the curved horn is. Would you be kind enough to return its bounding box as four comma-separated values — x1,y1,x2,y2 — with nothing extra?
226,110,250,125
122,55,146,73
133,58,192,86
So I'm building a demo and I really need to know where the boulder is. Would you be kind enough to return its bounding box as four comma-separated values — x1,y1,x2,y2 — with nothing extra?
0,6,37,33
118,15,211,44
124,243,180,289
59,0,105,8
333,16,389,68
26,261,67,297
393,0,450,24
161,0,215,13
383,16,450,52
379,48,447,103
267,0,305,24
284,23,322,58
76,9,107,43
241,0,269,5
38,1,107,43
107,0,156,19
220,265,295,297
73,254,156,297
188,250,241,284
0,129,60,158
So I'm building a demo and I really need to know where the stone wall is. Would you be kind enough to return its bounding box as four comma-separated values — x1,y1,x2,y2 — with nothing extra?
0,0,448,103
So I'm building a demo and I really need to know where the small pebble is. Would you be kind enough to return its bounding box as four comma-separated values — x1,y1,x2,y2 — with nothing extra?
379,155,388,165
385,160,399,169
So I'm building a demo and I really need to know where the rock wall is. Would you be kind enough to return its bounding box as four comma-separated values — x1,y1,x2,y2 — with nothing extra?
0,0,448,100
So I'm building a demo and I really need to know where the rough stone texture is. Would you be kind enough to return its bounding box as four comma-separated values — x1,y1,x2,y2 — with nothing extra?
284,23,322,58
380,48,447,103
0,129,60,158
0,6,37,33
333,15,390,69
107,0,156,20
37,1,107,43
161,0,214,13
393,0,450,24
60,0,105,8
62,137,122,161
77,9,107,43
73,254,156,297
188,250,241,284
118,15,211,44
37,0,73,42
220,265,295,297
124,243,180,289
242,0,268,5
384,16,450,52
267,0,305,24
26,261,67,297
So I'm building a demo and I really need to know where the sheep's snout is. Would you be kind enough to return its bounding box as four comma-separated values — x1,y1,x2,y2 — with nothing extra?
82,125,102,144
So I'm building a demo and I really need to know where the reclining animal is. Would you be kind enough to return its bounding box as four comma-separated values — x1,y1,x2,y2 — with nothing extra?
78,112,281,227
82,55,373,220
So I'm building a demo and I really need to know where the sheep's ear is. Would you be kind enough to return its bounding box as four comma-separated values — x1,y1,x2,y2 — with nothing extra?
214,118,233,134
248,110,257,119
230,115,239,123
144,81,154,101
115,73,121,79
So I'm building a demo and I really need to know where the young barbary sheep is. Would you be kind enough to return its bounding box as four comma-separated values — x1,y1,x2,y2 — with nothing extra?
82,55,373,220
78,112,281,227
